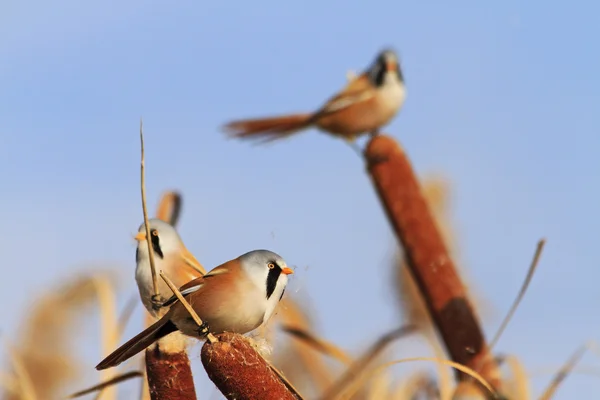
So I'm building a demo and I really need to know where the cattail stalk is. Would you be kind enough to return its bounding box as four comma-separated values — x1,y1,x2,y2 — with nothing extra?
145,342,197,400
364,135,500,391
201,333,299,400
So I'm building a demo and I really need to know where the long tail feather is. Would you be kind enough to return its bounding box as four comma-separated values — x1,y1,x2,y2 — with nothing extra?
96,316,178,370
222,113,313,141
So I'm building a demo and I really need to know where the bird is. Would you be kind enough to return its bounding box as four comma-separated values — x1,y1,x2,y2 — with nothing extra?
134,218,206,317
96,249,294,370
222,48,406,147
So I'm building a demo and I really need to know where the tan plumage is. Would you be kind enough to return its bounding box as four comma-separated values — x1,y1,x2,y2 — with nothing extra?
97,249,293,370
134,218,205,317
223,48,406,143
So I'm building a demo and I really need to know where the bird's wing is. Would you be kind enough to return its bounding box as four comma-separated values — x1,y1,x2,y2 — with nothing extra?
202,265,231,279
161,276,205,308
180,247,206,275
314,74,376,116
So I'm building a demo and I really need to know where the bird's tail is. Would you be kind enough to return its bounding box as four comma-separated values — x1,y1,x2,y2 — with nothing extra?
96,315,178,370
222,113,314,143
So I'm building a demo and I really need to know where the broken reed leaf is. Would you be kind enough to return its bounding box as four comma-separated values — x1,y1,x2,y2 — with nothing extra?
2,338,36,400
343,357,496,400
281,325,353,365
461,239,546,393
487,239,546,354
68,371,143,398
538,343,589,400
139,119,160,301
155,191,183,226
201,332,301,400
495,354,530,400
319,325,416,400
158,272,218,344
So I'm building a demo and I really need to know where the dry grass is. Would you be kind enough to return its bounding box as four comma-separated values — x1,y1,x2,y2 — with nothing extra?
1,273,119,400
2,136,593,399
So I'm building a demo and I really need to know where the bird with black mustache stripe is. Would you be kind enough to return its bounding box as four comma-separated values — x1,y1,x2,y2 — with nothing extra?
134,218,205,317
96,249,293,370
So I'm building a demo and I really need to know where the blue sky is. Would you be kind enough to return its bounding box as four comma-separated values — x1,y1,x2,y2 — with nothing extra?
1,0,599,398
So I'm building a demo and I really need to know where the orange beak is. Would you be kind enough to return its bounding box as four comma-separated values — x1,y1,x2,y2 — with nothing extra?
386,60,397,72
281,267,294,275
134,232,146,241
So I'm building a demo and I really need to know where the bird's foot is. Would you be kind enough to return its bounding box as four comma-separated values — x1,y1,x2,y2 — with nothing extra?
197,321,211,337
343,138,364,158
151,294,165,310
369,128,381,138
364,129,390,165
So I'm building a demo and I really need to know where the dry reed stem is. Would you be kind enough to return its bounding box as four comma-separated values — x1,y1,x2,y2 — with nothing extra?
159,272,218,344
538,343,588,400
487,239,546,355
319,325,416,400
92,275,118,400
346,357,496,400
138,126,197,400
139,119,160,302
463,239,546,395
365,135,499,390
138,190,199,400
68,371,143,398
201,332,300,400
281,325,353,365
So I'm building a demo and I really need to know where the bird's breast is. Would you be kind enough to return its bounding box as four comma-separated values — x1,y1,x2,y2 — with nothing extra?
173,284,267,337
375,80,406,117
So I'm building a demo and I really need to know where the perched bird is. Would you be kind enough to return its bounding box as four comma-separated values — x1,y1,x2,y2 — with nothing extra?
134,218,205,317
96,249,293,370
222,48,406,145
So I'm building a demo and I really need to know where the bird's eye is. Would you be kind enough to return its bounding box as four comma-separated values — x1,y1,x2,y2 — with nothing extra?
267,263,275,269
151,229,158,237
